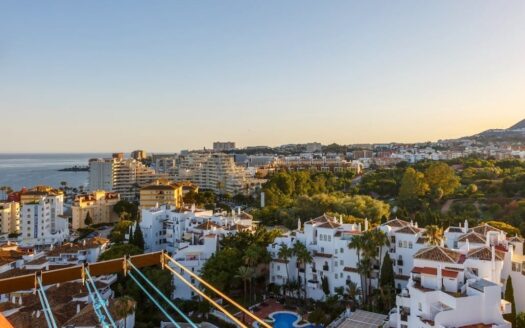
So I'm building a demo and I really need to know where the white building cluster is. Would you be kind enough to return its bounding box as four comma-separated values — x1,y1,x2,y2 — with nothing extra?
168,152,265,196
267,216,525,328
89,155,164,201
140,206,256,299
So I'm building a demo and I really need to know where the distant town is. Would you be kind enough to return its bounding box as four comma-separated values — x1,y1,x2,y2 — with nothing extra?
1,120,525,328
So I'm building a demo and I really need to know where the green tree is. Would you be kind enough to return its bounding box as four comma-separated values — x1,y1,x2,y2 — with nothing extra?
399,167,429,202
424,225,444,246
84,212,93,226
235,266,255,305
505,276,516,327
277,243,293,284
113,296,136,327
98,244,142,261
424,162,460,197
516,312,525,328
293,241,312,301
132,224,145,250
379,253,395,310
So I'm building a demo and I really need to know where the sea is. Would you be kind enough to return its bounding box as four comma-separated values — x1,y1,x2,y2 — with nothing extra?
0,153,109,191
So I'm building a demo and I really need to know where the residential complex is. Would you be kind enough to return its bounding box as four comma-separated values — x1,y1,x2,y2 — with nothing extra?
89,155,164,201
139,180,183,209
140,206,255,299
0,237,135,328
267,216,525,328
18,187,68,247
213,141,236,152
169,152,265,196
71,190,120,230
267,214,364,301
0,202,19,234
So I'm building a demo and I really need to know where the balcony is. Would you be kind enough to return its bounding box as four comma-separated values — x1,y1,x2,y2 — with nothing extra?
397,259,403,266
323,265,329,271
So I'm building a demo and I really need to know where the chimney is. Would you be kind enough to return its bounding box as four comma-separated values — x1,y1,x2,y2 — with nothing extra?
297,218,302,231
358,223,362,232
339,215,343,225
464,220,469,233
491,245,496,282
466,239,470,252
437,265,443,290
76,303,81,314
364,218,369,231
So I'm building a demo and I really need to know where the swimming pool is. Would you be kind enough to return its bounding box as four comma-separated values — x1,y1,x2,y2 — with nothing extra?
269,311,317,328
272,312,300,328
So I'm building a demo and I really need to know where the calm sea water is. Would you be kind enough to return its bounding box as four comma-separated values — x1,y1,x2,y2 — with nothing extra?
0,153,109,190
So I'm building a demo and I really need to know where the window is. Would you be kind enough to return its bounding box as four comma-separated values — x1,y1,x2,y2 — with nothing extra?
340,247,344,253
340,260,343,265
409,242,413,249
335,249,338,254
398,268,402,274
398,241,402,247
418,302,422,311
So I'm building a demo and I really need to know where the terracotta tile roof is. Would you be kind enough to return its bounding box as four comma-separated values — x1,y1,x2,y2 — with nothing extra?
458,232,486,244
47,237,109,257
467,247,505,261
412,266,459,278
305,214,340,229
0,250,24,266
395,225,422,235
239,212,253,220
414,246,463,264
469,223,503,235
194,221,222,230
508,236,524,243
383,218,410,228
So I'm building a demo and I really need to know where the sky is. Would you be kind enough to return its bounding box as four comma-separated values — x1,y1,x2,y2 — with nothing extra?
1,1,524,153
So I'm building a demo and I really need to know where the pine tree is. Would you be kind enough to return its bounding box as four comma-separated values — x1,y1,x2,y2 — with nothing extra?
132,224,145,250
321,275,330,297
84,212,93,227
380,252,396,309
505,277,516,327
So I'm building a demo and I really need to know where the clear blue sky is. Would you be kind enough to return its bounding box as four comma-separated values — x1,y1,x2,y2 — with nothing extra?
1,1,524,152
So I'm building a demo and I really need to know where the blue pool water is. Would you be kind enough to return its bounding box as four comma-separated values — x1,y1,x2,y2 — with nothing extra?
273,313,300,328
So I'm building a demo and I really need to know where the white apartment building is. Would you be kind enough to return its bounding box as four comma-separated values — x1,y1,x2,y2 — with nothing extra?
140,206,255,299
89,157,163,201
267,215,366,301
380,218,429,291
389,221,525,328
170,153,265,196
0,201,19,234
19,192,68,247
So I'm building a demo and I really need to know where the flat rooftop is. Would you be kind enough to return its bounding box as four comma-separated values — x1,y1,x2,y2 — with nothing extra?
337,310,388,328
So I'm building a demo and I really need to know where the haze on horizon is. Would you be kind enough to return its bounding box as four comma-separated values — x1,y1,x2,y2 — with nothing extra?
1,1,524,153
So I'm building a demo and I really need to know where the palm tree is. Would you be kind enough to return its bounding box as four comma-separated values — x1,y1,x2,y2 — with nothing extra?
424,225,444,246
348,234,366,302
113,296,136,327
236,266,255,305
369,229,390,270
345,280,361,308
357,257,373,307
277,243,293,284
293,241,312,302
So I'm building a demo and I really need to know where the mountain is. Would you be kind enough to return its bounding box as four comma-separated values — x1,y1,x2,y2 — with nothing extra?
462,118,525,142
509,119,525,130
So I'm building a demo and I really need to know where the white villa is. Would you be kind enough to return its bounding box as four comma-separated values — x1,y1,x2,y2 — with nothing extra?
140,206,256,299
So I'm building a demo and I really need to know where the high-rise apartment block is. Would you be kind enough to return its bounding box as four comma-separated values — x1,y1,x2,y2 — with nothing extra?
212,141,236,152
89,157,163,201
